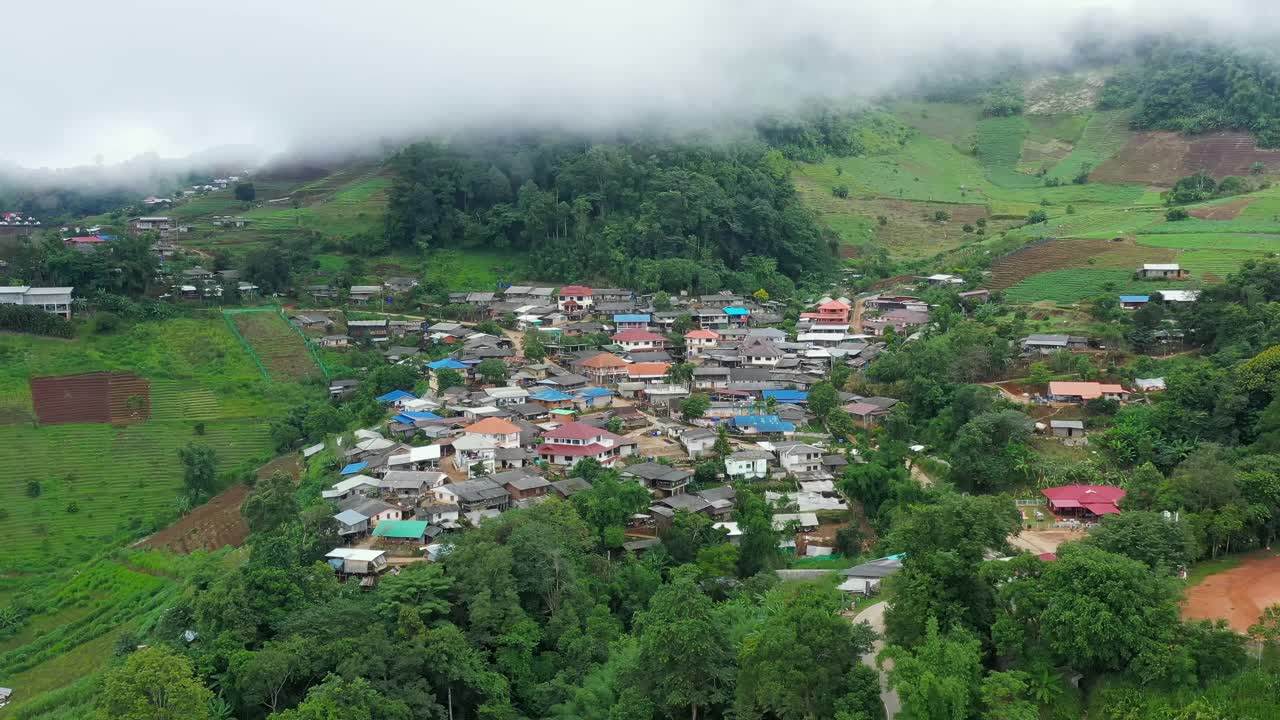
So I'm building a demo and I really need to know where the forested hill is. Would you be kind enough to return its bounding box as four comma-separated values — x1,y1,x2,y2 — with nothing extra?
382,139,837,289
1102,42,1280,146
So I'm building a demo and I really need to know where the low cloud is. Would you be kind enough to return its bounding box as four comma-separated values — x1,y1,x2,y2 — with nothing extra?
5,0,1279,169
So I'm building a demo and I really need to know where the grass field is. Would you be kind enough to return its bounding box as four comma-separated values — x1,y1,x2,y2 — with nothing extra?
1044,110,1134,183
1004,268,1196,303
229,311,325,382
977,116,1041,188
1134,232,1280,251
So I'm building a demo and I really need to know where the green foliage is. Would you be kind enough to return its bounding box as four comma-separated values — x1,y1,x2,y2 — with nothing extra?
177,442,218,499
476,358,507,385
1166,207,1190,221
756,108,913,162
0,304,73,337
680,393,711,422
982,84,1026,117
1103,42,1280,147
233,182,256,202
96,646,213,720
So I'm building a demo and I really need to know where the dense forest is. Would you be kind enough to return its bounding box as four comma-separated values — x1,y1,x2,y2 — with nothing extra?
1101,42,1280,146
382,138,838,289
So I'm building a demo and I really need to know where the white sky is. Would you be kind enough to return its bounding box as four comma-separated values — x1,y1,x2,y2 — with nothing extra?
3,0,1278,168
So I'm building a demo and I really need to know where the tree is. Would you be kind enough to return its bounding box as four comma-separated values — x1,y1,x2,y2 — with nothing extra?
523,330,547,362
632,568,734,720
476,358,507,385
1026,210,1048,224
753,288,770,302
808,381,839,421
661,511,724,565
606,416,624,434
241,247,291,293
882,618,983,720
572,471,651,549
234,182,256,202
96,646,213,720
667,362,695,387
1166,207,1190,221
947,411,1034,493
653,291,672,312
1085,511,1198,571
434,367,465,391
736,486,782,578
271,674,410,720
178,442,218,498
735,585,878,720
1027,362,1052,387
934,210,951,222
681,393,711,422
713,425,733,459
835,525,863,557
833,184,850,199
242,471,300,534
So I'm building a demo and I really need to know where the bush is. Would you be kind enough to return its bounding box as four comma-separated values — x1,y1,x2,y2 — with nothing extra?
0,304,73,337
832,184,850,199
91,311,122,333
1026,210,1049,224
1166,207,1190,221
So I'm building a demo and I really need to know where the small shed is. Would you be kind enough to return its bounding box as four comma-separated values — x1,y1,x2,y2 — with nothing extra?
372,520,432,543
1050,420,1086,446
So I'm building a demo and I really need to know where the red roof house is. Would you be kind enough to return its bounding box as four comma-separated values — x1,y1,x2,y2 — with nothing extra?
1047,382,1130,403
537,421,637,467
1041,484,1125,519
801,299,851,324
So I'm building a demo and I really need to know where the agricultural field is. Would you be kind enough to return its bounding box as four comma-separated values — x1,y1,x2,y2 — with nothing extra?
1003,268,1196,304
976,116,1041,188
228,310,326,382
1044,110,1134,183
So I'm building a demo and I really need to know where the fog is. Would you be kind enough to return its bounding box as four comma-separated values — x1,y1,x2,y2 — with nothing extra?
4,0,1279,171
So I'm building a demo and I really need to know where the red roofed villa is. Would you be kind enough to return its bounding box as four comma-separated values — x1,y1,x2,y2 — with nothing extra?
537,421,638,468
1041,484,1125,520
1048,382,1130,404
801,299,851,324
685,328,720,356
556,285,594,313
612,329,668,351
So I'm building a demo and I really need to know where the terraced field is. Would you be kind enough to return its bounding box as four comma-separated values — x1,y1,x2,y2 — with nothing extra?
1045,110,1134,183
1003,268,1195,304
976,116,1041,188
229,310,325,382
0,420,271,571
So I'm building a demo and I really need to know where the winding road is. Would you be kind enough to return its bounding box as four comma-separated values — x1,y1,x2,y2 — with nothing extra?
853,601,900,719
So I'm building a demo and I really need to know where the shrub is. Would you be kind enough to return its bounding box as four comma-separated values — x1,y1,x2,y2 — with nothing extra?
832,184,850,199
1166,207,1190,221
91,311,122,333
0,304,73,337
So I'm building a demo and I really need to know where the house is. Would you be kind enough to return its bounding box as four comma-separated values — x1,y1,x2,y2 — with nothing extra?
862,309,930,336
348,319,389,340
328,379,359,398
1119,294,1150,310
325,548,388,579
622,462,693,496
627,362,671,383
372,520,432,543
762,389,807,405
837,557,903,596
132,216,172,233
1047,382,1130,404
843,396,898,428
462,417,522,449
320,334,351,348
0,286,74,319
595,288,634,303
340,496,405,527
613,314,652,331
539,373,590,391
557,285,594,314
1050,420,1086,446
772,512,820,532
729,414,795,436
1136,263,1189,280
575,352,630,385
612,329,667,352
551,477,592,498
680,427,718,459
537,421,638,468
484,386,531,407
322,474,380,501
384,346,420,363
694,308,731,329
1158,290,1200,303
451,435,498,476
384,276,419,294
378,470,445,499
436,478,511,521
349,285,384,305
724,306,751,327
491,468,551,506
725,449,772,480
1041,484,1125,519
292,313,333,331
684,329,720,356
958,289,991,303
574,386,614,409
63,235,106,253
530,388,577,410
1135,377,1166,392
334,509,370,537
375,389,416,406
801,299,851,325
417,501,461,525
740,336,783,366
773,442,824,476
922,273,964,286
1020,334,1090,354
307,285,338,301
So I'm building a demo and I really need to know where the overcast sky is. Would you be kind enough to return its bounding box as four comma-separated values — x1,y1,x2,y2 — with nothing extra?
5,0,1279,169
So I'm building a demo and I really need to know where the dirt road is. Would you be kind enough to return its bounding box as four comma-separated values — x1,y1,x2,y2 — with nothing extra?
850,296,866,334
853,601,900,719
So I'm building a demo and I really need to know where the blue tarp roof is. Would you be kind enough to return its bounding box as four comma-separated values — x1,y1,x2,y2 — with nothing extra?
730,414,795,432
724,307,750,316
531,389,574,402
1119,295,1150,302
576,387,614,398
340,462,368,475
613,314,651,323
762,389,808,403
393,411,441,424
376,389,415,403
426,358,468,370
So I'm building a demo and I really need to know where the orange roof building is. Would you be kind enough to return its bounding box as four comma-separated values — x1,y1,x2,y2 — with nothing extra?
463,417,522,436
1047,382,1130,402
627,362,671,379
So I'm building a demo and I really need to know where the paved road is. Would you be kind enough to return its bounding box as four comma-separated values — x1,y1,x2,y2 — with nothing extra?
853,601,900,720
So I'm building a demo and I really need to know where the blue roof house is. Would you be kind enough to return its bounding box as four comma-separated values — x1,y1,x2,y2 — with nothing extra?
762,389,808,404
376,389,416,404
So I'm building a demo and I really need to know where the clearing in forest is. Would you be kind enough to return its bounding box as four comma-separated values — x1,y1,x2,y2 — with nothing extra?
1182,552,1280,633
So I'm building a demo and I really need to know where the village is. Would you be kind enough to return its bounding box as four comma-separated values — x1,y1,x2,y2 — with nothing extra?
275,279,1155,594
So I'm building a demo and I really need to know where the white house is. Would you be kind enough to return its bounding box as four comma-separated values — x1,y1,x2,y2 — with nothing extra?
536,421,639,468
0,286,74,319
461,417,522,449
681,428,718,459
452,435,497,477
725,449,772,480
611,329,667,352
771,442,824,476
321,474,379,501
384,444,442,472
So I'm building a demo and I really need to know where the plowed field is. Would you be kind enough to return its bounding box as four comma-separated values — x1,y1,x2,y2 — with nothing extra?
31,372,150,425
1093,131,1280,187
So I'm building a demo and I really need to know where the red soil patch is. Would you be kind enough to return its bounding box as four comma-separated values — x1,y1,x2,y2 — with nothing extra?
1093,131,1280,187
987,239,1114,290
1190,197,1258,220
1183,552,1280,633
31,372,150,425
139,456,302,554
